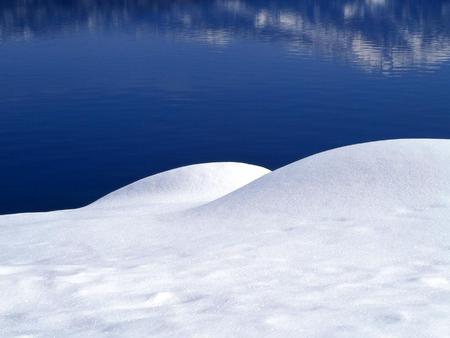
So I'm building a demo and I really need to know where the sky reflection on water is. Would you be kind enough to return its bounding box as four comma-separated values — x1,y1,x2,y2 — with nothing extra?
2,0,450,73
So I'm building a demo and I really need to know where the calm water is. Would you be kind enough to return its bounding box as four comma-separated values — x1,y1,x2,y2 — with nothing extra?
1,0,450,214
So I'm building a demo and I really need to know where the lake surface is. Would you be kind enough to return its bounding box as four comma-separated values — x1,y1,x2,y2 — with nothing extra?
1,0,450,214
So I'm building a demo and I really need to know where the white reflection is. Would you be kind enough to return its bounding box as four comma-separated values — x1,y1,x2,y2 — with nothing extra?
1,0,450,74
194,29,232,46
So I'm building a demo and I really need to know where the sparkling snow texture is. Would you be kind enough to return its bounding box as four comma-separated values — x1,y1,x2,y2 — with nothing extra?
1,139,450,337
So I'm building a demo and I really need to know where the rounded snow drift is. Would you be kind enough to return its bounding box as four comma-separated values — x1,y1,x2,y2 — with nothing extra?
91,162,270,207
197,139,450,220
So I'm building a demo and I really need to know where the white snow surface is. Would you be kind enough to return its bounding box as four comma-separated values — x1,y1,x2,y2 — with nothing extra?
93,162,270,208
1,139,450,337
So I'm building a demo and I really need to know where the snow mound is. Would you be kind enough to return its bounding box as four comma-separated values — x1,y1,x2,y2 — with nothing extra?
197,139,450,220
92,162,270,207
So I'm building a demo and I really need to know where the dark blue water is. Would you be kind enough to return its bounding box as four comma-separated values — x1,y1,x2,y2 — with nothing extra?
1,0,450,214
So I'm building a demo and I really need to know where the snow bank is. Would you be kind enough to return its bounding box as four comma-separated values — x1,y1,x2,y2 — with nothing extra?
196,139,450,220
92,162,270,207
1,139,450,337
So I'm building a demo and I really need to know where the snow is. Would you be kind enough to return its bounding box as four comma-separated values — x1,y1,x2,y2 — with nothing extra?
196,138,450,220
1,139,450,337
92,162,270,210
